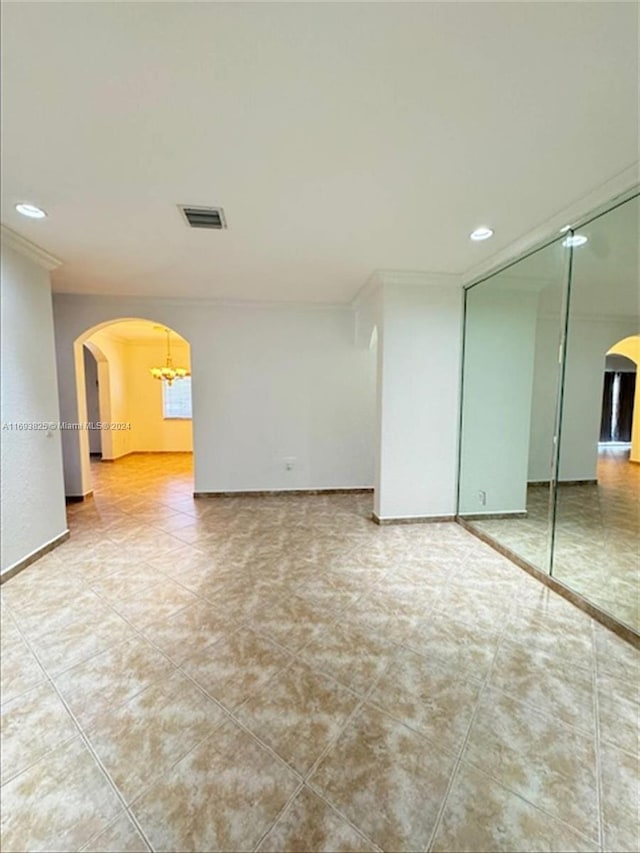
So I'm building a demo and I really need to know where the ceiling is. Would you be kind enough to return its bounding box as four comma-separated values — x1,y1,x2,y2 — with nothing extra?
1,1,638,303
483,193,639,317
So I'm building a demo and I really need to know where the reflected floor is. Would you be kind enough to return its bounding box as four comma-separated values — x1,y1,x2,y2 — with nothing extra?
1,454,638,852
469,449,639,631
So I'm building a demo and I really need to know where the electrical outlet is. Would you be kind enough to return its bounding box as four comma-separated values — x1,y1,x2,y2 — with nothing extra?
284,457,296,471
477,490,487,506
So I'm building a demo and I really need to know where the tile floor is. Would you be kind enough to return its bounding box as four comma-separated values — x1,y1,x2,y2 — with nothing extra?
469,448,640,630
1,454,639,852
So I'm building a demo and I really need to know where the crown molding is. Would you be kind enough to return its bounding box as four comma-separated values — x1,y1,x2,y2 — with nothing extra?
376,269,462,289
351,269,461,310
51,290,347,311
351,271,384,311
1,225,62,271
462,166,640,288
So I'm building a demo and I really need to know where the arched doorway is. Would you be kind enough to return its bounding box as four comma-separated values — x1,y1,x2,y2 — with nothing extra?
604,335,640,463
71,318,193,501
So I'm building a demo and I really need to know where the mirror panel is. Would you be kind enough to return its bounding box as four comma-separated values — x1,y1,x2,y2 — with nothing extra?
553,195,640,630
458,191,639,637
458,236,569,571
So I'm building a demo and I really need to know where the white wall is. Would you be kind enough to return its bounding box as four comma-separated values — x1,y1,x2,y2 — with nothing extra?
527,314,561,482
458,288,538,514
127,339,193,453
1,242,67,575
52,295,376,496
374,277,462,520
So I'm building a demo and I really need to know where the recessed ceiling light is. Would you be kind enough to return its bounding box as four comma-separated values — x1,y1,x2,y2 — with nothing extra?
562,234,588,248
15,203,47,219
470,227,494,241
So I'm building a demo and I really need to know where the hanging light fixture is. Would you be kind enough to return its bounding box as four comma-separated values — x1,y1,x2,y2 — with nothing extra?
150,328,190,386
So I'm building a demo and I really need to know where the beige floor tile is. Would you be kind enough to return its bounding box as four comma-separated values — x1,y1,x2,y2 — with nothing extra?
89,564,168,602
85,670,224,802
7,588,116,641
403,608,502,681
369,648,482,753
236,660,359,775
257,786,376,852
250,595,341,654
105,532,187,563
4,455,636,853
597,670,639,755
0,737,123,853
488,639,595,733
299,622,396,695
594,625,640,685
464,688,599,841
108,579,198,630
0,605,23,649
1,632,46,703
504,605,594,671
54,636,176,729
295,575,365,613
180,627,292,710
349,595,419,645
0,564,79,614
600,740,640,853
80,813,149,852
431,762,598,852
29,609,136,676
431,578,515,621
130,719,299,852
1,680,78,784
140,599,233,665
309,704,455,852
199,579,280,622
63,544,149,584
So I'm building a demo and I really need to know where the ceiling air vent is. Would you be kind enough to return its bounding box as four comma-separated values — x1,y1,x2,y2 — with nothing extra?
179,205,227,229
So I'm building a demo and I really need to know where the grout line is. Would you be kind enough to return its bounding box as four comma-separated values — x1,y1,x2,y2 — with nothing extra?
457,750,604,850
8,615,155,853
591,619,606,852
79,809,151,853
299,652,398,851
6,467,624,853
0,727,78,788
250,780,305,853
299,783,385,853
424,612,603,850
423,602,512,853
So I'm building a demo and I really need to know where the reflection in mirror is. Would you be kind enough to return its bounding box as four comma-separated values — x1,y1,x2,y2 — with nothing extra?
553,195,640,630
458,236,569,571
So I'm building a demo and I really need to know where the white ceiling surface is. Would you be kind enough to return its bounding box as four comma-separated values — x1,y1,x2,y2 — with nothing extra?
1,2,638,303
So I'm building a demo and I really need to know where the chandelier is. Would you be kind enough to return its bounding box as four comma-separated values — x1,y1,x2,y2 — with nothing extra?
150,328,190,386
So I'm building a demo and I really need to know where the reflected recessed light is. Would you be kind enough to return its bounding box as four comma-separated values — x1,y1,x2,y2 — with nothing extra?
15,203,47,219
562,234,588,248
559,225,572,233
470,227,494,241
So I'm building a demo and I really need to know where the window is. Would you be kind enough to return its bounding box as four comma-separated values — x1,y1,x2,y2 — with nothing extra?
162,377,192,419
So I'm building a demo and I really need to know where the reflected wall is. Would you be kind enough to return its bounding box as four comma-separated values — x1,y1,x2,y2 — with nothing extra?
458,191,640,634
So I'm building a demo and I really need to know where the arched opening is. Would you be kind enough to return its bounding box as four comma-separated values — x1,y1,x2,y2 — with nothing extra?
603,334,640,463
71,317,194,505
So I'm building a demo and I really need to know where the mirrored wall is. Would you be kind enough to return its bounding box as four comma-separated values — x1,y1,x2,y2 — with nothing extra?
458,191,639,634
